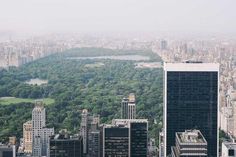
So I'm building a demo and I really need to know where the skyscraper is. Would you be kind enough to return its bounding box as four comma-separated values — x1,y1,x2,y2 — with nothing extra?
103,125,129,157
79,109,100,156
49,133,83,157
23,120,32,153
121,93,136,119
32,100,54,157
80,109,88,154
32,101,46,157
164,62,219,157
103,119,148,157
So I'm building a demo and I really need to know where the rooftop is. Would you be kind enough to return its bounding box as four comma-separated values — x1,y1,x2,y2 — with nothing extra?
223,142,236,150
177,130,207,144
164,62,219,72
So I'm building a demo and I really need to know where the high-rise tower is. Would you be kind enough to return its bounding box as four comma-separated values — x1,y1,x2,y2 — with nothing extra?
32,101,46,157
121,93,136,119
32,100,54,157
164,62,219,157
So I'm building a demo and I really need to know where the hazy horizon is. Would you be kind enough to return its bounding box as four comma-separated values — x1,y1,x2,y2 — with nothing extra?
0,0,236,34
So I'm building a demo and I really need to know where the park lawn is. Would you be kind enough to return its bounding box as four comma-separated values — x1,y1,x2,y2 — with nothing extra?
0,97,55,105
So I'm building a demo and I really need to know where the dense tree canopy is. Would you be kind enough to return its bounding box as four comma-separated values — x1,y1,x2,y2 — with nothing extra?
0,48,163,143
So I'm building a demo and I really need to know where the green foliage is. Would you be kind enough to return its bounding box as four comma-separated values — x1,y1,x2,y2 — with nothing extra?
0,98,54,105
0,48,163,143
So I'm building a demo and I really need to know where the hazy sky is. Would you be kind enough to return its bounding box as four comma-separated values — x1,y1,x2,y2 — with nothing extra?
0,0,235,33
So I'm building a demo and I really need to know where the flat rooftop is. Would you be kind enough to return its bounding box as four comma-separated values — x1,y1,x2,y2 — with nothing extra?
164,62,219,72
177,130,207,144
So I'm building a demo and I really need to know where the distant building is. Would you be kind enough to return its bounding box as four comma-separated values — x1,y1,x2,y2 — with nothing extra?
159,130,164,157
222,142,236,157
121,93,136,119
88,131,100,157
220,90,236,137
23,121,32,153
103,119,148,157
121,97,129,119
161,40,168,50
32,100,54,157
79,109,100,156
0,144,16,157
80,109,89,154
8,137,16,146
164,62,219,157
171,130,207,157
49,133,83,157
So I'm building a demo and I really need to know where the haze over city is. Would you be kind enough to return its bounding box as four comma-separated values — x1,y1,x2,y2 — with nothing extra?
0,0,236,34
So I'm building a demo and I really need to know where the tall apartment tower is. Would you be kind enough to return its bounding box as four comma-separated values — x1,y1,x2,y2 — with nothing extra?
164,62,219,157
32,101,46,157
32,100,54,157
80,109,89,154
79,109,100,156
121,93,136,119
23,120,32,153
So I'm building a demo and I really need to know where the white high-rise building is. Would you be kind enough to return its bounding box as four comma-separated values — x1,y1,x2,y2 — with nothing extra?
32,100,54,157
80,109,89,154
121,93,136,119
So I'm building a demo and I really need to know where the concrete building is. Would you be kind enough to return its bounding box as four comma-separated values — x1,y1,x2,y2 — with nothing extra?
32,100,54,157
79,109,100,156
80,109,88,154
88,131,100,157
23,121,32,153
164,62,219,157
222,142,236,157
171,130,207,157
159,130,164,157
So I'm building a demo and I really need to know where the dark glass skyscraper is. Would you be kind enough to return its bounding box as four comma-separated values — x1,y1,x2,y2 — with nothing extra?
49,134,83,157
130,122,147,156
164,62,219,157
103,127,129,157
103,119,148,157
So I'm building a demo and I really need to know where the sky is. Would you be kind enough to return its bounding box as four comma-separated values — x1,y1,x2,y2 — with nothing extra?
0,0,235,34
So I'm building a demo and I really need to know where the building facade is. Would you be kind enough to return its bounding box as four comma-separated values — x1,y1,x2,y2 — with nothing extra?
0,145,16,157
80,109,100,156
103,119,148,157
164,62,219,157
121,93,136,119
103,126,129,157
50,134,83,157
32,100,54,157
23,121,32,153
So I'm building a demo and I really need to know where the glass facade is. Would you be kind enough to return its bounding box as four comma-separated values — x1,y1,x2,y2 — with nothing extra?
49,138,83,157
166,71,218,157
130,122,147,157
104,127,129,157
